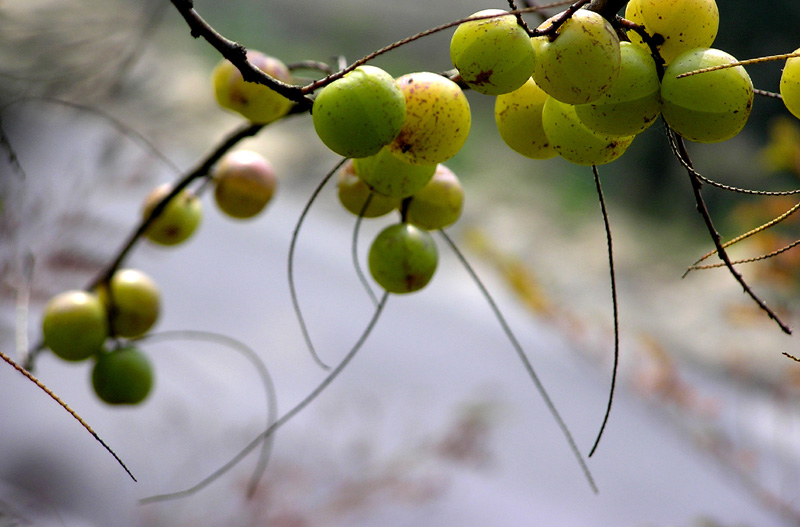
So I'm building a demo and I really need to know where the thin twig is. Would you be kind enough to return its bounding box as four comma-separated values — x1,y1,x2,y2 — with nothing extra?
0,349,136,481
288,159,349,371
667,126,792,335
588,165,619,458
439,230,598,494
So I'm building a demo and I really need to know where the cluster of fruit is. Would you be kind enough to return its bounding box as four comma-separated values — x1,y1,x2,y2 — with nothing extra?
39,141,278,404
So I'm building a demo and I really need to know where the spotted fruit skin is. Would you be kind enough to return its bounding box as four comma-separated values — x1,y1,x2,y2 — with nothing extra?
494,77,556,159
368,223,438,294
574,42,662,137
213,150,277,220
780,47,800,119
312,65,406,158
450,9,537,96
542,97,634,166
42,290,108,362
532,9,621,105
626,0,719,65
212,50,294,124
388,72,471,166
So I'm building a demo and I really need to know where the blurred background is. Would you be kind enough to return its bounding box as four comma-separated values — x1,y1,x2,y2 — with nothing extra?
2,0,800,525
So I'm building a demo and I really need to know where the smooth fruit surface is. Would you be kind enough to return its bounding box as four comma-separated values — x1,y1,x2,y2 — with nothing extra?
626,0,719,65
337,159,401,217
92,347,153,405
780,48,800,119
142,183,202,246
212,50,294,124
494,77,556,159
312,65,406,158
405,165,464,230
368,223,438,294
388,72,471,165
574,42,661,137
213,150,277,219
98,269,160,339
353,146,436,199
450,9,537,96
542,97,634,165
661,48,753,143
42,290,108,362
532,9,621,104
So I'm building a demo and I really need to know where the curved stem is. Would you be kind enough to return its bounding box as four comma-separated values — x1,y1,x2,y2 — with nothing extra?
288,159,349,370
439,231,598,494
140,293,389,504
587,165,619,458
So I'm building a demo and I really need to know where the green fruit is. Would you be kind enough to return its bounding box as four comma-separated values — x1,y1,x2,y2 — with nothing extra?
494,77,556,159
42,290,108,362
97,269,160,339
212,150,277,220
532,9,621,104
337,159,401,217
353,146,436,199
574,42,661,137
368,223,438,294
625,0,719,65
661,48,753,143
141,183,202,246
450,9,537,96
780,48,800,119
92,347,153,405
542,97,635,165
312,65,406,158
388,72,471,165
405,165,464,230
212,50,294,124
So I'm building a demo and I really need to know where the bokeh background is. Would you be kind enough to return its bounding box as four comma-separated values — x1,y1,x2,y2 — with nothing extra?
2,0,800,525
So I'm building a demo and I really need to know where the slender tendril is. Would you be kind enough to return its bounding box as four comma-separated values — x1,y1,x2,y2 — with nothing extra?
132,330,277,498
140,293,389,504
288,158,349,371
587,165,619,458
352,193,380,306
438,230,598,494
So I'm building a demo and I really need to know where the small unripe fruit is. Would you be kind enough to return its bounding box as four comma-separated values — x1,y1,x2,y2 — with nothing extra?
368,223,438,294
405,165,464,230
353,147,436,199
212,50,294,124
494,77,556,159
42,290,108,362
312,65,406,158
97,269,160,339
141,183,202,246
212,150,277,219
337,159,401,218
92,347,153,405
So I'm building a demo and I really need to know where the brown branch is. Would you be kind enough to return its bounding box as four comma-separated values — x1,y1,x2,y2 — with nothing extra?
169,0,312,109
667,127,792,335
